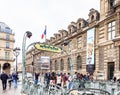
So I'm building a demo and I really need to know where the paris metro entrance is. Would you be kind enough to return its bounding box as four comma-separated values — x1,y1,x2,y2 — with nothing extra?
107,62,114,80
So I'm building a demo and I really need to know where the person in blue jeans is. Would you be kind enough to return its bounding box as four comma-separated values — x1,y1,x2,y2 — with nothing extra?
34,72,40,85
12,71,18,88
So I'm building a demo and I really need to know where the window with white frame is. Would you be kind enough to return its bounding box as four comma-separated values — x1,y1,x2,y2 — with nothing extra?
6,42,10,48
108,21,115,40
68,41,73,52
5,52,10,59
77,36,82,49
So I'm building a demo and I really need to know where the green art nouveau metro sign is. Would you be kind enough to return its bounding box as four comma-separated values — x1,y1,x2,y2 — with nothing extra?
34,43,62,53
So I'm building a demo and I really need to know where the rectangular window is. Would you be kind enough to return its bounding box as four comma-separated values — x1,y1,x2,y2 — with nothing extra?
6,42,10,48
5,52,10,59
6,35,10,40
107,21,115,40
78,37,82,49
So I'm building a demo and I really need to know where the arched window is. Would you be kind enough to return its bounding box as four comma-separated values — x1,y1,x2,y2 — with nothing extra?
55,60,57,71
3,63,11,70
0,64,1,73
50,61,52,71
67,58,71,70
77,56,82,70
60,59,64,71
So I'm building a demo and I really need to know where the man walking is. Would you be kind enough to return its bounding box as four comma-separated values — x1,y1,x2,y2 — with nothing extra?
0,71,8,92
12,71,18,88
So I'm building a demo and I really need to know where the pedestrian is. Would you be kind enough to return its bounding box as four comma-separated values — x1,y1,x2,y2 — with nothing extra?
73,72,77,79
34,71,40,85
12,71,18,88
56,72,62,88
44,71,50,88
0,71,8,92
62,73,68,88
113,76,116,82
50,72,56,86
8,74,13,88
66,73,72,90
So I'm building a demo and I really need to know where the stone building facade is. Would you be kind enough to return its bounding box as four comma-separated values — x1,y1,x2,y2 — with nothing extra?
26,0,120,80
0,22,15,74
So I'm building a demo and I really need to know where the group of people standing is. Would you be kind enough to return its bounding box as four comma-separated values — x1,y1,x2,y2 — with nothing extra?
0,71,19,92
44,71,92,90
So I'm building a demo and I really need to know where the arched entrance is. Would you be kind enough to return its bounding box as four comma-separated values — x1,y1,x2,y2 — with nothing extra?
2,63,11,74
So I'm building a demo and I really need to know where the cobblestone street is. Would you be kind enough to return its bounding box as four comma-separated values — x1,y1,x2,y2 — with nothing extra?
0,81,21,95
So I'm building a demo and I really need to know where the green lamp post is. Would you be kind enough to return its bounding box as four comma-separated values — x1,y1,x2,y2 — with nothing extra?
21,31,32,93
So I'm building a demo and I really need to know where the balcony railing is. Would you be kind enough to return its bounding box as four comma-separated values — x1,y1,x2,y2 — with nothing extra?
0,56,14,61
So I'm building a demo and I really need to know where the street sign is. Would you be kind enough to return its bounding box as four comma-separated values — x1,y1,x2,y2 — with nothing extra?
34,43,62,53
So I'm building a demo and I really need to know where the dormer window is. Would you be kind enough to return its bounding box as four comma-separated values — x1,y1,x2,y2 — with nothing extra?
91,15,94,21
69,28,72,33
79,23,82,29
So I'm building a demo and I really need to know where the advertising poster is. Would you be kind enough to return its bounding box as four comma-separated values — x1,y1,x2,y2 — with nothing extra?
40,56,50,69
86,28,95,73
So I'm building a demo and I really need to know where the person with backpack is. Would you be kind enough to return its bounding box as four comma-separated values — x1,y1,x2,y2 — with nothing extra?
0,71,8,92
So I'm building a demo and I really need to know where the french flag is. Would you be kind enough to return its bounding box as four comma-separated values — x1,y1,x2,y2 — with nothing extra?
41,26,46,39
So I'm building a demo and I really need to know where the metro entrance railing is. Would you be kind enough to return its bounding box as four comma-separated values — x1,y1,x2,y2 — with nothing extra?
21,77,120,95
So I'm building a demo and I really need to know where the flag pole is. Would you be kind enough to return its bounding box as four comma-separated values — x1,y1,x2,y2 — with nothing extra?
45,25,47,43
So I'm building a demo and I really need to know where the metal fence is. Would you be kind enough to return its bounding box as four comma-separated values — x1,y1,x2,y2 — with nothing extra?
22,78,120,95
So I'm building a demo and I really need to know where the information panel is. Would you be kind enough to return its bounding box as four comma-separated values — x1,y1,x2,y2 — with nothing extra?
40,56,50,69
86,28,95,73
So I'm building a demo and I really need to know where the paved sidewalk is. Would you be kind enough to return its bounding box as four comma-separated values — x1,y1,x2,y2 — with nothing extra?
0,81,22,95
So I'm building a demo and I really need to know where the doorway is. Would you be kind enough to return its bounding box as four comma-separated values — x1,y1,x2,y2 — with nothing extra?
107,62,114,80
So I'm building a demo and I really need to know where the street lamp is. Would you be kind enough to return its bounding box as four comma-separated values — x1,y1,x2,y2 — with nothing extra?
13,47,20,72
21,31,32,93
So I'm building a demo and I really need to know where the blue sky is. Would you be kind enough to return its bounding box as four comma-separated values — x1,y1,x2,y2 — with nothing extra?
0,0,100,62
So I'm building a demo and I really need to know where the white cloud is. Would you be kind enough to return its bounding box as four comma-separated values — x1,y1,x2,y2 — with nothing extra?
0,0,100,62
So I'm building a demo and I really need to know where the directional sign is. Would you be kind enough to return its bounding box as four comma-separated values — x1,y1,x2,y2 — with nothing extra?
34,43,62,53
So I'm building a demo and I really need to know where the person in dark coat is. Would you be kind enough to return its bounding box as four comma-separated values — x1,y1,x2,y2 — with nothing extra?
0,71,8,91
8,74,13,88
45,72,50,87
34,72,40,85
12,71,18,88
